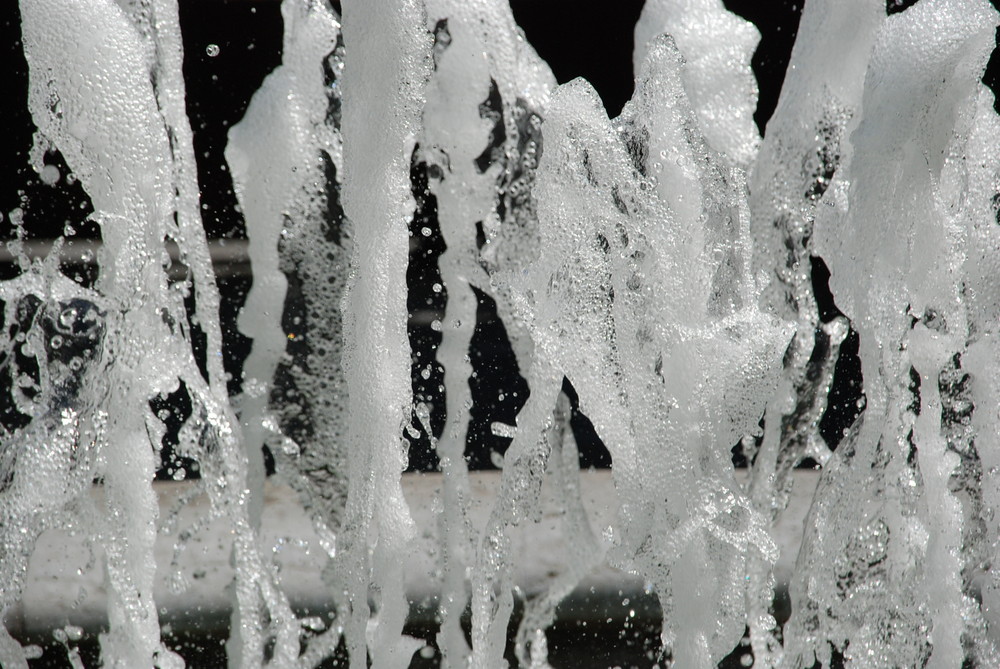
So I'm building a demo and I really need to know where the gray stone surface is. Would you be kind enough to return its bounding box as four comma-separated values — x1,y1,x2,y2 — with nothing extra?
8,470,819,634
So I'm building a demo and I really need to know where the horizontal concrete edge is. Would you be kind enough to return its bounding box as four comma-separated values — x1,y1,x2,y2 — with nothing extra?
7,469,819,635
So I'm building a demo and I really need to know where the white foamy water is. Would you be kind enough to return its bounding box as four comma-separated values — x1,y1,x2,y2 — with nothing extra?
4,0,1000,667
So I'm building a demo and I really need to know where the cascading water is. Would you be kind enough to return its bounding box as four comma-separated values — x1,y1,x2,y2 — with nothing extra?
3,0,1000,667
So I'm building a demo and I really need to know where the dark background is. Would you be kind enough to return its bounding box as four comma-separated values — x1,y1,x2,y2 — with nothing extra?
3,0,997,476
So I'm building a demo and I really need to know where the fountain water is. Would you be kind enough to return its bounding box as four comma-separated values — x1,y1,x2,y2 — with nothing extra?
3,0,1000,667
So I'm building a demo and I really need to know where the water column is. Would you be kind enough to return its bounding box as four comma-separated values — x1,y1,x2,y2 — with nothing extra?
418,6,491,666
742,1,881,663
14,2,194,666
336,2,430,668
789,1,1000,665
226,1,347,666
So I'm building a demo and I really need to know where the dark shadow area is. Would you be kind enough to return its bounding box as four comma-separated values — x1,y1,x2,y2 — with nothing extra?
509,0,646,118
16,582,798,668
723,0,802,135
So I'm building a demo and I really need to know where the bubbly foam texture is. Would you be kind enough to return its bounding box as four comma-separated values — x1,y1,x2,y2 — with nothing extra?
634,0,761,165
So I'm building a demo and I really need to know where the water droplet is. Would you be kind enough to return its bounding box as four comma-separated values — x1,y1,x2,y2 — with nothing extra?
39,164,61,185
59,307,79,331
301,616,326,632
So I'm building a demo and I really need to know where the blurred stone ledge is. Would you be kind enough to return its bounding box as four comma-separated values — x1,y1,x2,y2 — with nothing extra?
0,238,450,326
0,237,428,278
5,469,819,636
0,238,251,280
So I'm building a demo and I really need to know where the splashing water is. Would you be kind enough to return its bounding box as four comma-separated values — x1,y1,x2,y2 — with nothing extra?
3,0,1000,667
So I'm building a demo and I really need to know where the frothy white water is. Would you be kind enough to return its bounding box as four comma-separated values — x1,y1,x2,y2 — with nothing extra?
336,2,430,669
789,2,1000,667
5,0,1000,667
